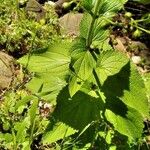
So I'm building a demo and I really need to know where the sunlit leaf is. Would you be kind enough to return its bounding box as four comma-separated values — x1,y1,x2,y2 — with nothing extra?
19,42,71,103
43,122,77,144
96,50,128,84
69,39,96,96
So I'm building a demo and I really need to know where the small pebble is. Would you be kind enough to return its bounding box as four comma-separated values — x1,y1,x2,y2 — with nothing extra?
39,101,43,107
46,1,56,7
131,56,142,65
44,103,52,109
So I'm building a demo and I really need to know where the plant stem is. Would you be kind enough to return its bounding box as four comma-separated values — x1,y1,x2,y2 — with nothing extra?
16,0,20,20
86,0,101,48
136,25,150,34
12,128,17,150
131,19,150,34
93,69,101,89
86,0,103,91
25,32,37,69
86,17,96,48
29,119,36,146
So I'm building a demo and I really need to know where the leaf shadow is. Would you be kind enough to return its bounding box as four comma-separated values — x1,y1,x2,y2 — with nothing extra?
101,61,131,117
53,86,104,131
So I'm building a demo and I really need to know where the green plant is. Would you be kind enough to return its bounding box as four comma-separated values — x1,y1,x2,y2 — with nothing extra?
0,0,59,54
0,90,50,150
17,0,149,149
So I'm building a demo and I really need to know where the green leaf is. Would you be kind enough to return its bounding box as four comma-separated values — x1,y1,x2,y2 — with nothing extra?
69,75,83,97
69,39,96,96
26,75,67,104
102,62,149,118
81,0,93,11
54,86,103,130
80,14,109,43
80,13,92,40
29,99,38,126
14,121,27,143
92,18,109,44
18,42,71,103
43,122,77,144
96,50,128,84
105,103,144,139
15,95,34,110
98,0,126,16
0,133,13,143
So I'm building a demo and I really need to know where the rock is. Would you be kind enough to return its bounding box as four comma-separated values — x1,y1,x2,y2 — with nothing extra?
113,37,127,52
59,13,83,36
131,56,142,65
0,52,14,90
26,0,46,21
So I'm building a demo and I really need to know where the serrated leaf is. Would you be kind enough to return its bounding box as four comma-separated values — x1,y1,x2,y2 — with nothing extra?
0,133,13,143
69,39,96,96
98,0,125,16
80,13,92,39
43,122,77,144
102,62,149,118
54,86,104,130
15,95,34,110
96,50,128,84
105,101,144,139
69,76,83,97
81,0,93,11
14,121,27,143
19,42,70,76
92,18,109,44
26,75,67,104
18,42,71,102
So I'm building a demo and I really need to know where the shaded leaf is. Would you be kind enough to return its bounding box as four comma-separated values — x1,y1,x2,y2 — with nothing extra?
54,86,103,130
102,62,149,118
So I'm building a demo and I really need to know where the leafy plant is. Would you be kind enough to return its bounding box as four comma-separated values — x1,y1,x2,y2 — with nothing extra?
0,90,52,150
18,0,149,149
0,0,58,54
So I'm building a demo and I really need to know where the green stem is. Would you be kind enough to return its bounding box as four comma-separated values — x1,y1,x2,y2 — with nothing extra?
86,0,103,92
93,69,101,89
25,32,37,69
12,128,17,150
131,19,150,34
86,0,101,48
16,0,19,20
135,18,150,23
29,119,36,146
136,25,150,34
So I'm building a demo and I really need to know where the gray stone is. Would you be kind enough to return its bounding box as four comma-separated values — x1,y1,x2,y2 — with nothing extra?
0,52,14,90
59,13,83,36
